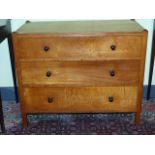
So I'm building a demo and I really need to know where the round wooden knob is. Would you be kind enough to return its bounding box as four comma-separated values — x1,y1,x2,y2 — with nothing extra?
109,70,115,77
108,96,114,103
46,71,52,77
44,46,50,52
110,45,116,51
48,97,53,104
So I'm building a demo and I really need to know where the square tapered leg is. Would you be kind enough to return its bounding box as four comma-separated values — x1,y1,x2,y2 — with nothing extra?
0,93,5,133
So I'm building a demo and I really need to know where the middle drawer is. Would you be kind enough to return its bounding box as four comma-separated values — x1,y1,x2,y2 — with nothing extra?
20,60,140,86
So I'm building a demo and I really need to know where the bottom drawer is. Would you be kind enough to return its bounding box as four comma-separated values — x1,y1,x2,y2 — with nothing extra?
22,87,138,113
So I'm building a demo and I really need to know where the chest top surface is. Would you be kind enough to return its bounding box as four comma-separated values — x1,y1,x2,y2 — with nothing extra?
16,20,144,35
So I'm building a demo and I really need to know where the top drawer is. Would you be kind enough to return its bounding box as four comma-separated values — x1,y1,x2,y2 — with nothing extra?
14,35,142,60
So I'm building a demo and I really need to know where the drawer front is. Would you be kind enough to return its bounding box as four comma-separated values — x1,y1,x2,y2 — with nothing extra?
16,36,141,60
20,60,140,86
22,87,138,113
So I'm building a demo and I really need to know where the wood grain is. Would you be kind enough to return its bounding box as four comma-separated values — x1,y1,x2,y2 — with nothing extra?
23,86,138,113
12,20,147,127
15,35,142,60
135,30,148,125
20,60,140,86
16,20,144,34
12,33,28,127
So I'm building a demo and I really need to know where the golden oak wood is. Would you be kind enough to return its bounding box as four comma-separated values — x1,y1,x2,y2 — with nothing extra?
15,35,141,60
16,20,144,34
135,30,148,125
23,87,138,113
12,20,147,128
20,60,140,86
12,33,28,128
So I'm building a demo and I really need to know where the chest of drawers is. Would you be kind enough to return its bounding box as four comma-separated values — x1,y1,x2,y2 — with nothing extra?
12,20,147,127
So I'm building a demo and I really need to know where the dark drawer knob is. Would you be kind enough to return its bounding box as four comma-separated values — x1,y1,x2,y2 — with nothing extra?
108,96,114,103
44,46,50,52
46,71,52,77
110,45,116,51
109,70,115,77
48,97,53,104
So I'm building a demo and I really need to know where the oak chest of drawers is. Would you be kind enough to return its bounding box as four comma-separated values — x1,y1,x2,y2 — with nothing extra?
12,20,147,127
